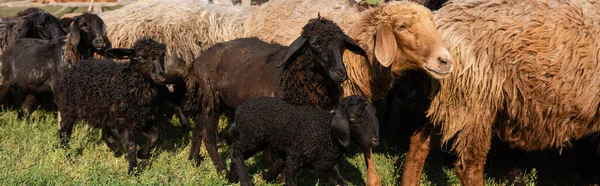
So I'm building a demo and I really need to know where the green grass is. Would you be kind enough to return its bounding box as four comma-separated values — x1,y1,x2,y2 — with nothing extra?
0,108,582,185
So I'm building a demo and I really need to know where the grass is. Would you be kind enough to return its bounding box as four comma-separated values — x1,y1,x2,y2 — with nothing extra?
1,108,599,185
0,108,531,186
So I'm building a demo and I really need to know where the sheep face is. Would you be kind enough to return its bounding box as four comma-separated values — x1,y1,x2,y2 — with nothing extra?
16,12,64,41
309,34,368,83
69,13,110,52
374,2,453,79
105,38,167,83
279,17,367,83
332,96,379,148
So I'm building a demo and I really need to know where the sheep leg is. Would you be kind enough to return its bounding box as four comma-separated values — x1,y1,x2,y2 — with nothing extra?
401,126,435,186
364,148,381,186
137,125,158,159
0,83,9,109
102,127,123,157
203,111,227,172
188,112,206,165
262,158,285,182
58,116,75,149
283,164,300,186
174,106,190,128
318,164,347,186
228,144,252,185
119,128,138,174
20,94,37,122
454,119,493,186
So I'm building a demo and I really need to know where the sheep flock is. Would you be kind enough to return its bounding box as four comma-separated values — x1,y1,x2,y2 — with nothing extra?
1,0,600,185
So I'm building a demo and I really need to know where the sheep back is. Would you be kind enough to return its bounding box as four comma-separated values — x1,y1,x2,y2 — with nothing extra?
1,38,65,91
190,38,285,109
56,59,162,129
430,0,600,150
100,0,252,67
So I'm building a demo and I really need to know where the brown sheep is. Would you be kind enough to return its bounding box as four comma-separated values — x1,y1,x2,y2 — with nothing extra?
401,0,600,185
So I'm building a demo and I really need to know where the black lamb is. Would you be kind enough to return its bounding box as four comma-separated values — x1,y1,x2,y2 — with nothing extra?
0,13,110,121
55,38,167,174
185,16,367,172
227,96,380,186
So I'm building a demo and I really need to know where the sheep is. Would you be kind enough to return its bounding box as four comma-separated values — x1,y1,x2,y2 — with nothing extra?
185,16,367,173
99,0,252,81
227,96,379,186
400,0,600,185
0,13,110,121
0,9,64,56
55,38,167,174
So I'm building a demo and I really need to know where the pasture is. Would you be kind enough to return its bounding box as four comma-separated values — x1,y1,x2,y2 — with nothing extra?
1,0,600,185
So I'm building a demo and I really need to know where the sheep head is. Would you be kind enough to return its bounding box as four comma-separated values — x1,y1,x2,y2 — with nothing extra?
69,13,111,54
332,95,379,148
278,16,367,83
104,38,167,84
371,1,453,79
16,12,64,41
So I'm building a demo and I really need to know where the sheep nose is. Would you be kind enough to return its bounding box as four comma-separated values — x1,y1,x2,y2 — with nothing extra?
370,137,379,145
439,56,450,65
336,71,346,78
93,38,106,48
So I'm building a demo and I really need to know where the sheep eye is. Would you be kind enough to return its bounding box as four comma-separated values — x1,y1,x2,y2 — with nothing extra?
396,25,407,30
349,116,358,121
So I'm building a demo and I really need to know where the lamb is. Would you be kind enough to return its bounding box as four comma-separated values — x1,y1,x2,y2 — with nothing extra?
0,13,110,121
55,38,167,174
400,0,600,185
184,16,367,173
0,9,64,56
227,96,379,186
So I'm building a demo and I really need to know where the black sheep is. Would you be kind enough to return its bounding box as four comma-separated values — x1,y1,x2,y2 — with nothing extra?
0,13,110,121
55,38,167,174
0,9,64,56
227,96,379,186
185,16,367,172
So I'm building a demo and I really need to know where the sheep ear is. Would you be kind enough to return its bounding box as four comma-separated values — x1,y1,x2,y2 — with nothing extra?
16,18,33,39
374,24,397,67
344,36,367,57
69,20,80,48
331,111,351,147
277,36,309,69
104,48,134,59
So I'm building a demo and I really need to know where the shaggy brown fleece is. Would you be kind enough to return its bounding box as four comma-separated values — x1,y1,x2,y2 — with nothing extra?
404,0,600,185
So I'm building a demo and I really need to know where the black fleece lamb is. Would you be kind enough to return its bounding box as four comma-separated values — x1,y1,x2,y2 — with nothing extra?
227,96,379,186
56,38,166,174
0,13,110,121
185,16,367,172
